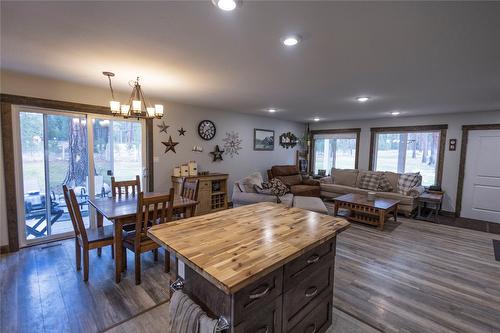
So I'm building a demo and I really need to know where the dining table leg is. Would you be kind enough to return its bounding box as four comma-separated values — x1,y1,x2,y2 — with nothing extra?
114,219,123,283
97,212,103,256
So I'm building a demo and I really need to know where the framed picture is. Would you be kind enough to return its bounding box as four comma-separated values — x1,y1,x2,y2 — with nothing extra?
254,129,275,151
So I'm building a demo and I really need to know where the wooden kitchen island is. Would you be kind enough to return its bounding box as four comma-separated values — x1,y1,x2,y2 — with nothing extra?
148,202,350,332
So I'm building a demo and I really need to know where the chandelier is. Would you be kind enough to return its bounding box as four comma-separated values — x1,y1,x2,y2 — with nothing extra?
102,71,164,119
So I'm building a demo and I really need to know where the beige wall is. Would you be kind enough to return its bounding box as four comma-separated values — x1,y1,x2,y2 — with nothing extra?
0,70,303,246
311,111,500,212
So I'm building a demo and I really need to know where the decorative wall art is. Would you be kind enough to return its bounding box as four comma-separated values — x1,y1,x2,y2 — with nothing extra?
178,127,187,136
198,120,216,140
162,136,179,154
157,121,169,134
279,132,298,149
223,131,242,157
254,129,275,151
192,145,203,152
210,145,224,161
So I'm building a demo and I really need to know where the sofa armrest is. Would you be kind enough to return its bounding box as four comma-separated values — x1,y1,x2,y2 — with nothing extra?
319,176,333,184
408,185,426,198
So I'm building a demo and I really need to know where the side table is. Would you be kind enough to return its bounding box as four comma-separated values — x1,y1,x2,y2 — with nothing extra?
416,191,444,222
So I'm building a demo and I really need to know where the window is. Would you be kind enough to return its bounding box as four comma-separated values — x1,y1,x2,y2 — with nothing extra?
311,130,359,175
371,126,446,186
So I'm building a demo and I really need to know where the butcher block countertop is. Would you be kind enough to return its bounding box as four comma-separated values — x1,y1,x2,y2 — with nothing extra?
148,202,350,294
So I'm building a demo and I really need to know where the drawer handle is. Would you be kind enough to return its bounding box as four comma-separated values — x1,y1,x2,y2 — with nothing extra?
307,254,320,264
249,284,271,300
305,286,318,298
306,323,317,333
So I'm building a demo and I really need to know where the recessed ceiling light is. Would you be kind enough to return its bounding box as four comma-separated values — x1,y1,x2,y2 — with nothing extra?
268,108,277,113
212,0,237,11
282,35,301,47
391,111,401,116
356,96,370,103
313,117,320,122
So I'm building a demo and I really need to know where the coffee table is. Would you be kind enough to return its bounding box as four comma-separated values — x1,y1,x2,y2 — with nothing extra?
333,193,399,230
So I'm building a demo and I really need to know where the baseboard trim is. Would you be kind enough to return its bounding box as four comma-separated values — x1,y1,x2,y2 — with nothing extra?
0,245,9,254
436,212,500,235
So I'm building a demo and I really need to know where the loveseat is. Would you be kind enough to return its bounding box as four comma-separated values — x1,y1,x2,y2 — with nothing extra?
267,165,321,197
320,168,425,216
232,172,294,208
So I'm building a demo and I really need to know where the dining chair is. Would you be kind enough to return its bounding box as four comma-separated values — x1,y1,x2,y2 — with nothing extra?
122,188,175,285
111,175,141,198
180,178,199,216
63,185,115,282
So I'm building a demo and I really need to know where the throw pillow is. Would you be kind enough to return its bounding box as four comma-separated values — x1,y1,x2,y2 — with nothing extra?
378,174,394,192
238,172,263,193
398,172,420,195
332,168,359,187
359,173,380,191
254,182,272,195
269,178,289,197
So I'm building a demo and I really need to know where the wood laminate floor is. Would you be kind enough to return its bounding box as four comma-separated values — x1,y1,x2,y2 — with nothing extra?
1,217,499,333
0,241,171,333
334,218,500,333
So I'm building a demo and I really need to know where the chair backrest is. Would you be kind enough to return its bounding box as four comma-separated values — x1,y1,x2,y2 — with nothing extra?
181,178,199,201
134,188,175,243
111,175,141,198
62,185,88,244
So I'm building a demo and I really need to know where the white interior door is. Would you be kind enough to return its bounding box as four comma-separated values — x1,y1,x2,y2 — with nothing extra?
461,130,500,223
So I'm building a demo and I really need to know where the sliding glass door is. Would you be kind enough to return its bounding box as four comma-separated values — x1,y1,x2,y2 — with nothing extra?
92,118,144,199
19,111,89,240
15,108,146,245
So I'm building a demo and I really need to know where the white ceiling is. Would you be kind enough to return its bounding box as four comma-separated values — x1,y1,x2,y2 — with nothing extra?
1,1,500,122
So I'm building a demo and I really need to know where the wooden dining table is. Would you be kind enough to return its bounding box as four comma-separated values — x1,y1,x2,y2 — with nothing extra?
88,192,198,283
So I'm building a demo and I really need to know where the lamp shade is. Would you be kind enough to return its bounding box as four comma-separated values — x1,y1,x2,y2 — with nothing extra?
109,101,121,114
147,107,155,117
132,100,141,113
120,104,130,116
155,104,164,118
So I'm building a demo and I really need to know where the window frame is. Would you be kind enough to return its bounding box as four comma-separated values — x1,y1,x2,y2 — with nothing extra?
369,125,447,186
310,128,361,175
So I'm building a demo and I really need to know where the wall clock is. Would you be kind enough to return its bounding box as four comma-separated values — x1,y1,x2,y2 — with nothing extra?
198,120,216,141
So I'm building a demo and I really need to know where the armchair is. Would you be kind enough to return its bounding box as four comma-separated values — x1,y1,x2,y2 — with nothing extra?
267,165,321,197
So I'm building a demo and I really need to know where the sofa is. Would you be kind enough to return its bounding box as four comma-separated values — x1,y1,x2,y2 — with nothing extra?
267,165,321,197
232,172,294,208
320,168,425,216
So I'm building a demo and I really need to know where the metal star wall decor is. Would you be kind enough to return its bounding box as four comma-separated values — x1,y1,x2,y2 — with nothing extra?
162,136,179,154
178,127,187,136
157,121,169,134
210,145,224,162
223,131,242,158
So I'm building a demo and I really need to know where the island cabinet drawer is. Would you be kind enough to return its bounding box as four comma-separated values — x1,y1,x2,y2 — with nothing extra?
233,295,282,333
283,262,334,327
233,267,283,325
287,291,333,333
284,239,335,291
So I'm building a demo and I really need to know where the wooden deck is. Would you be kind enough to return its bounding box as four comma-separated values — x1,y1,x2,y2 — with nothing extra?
1,217,499,332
